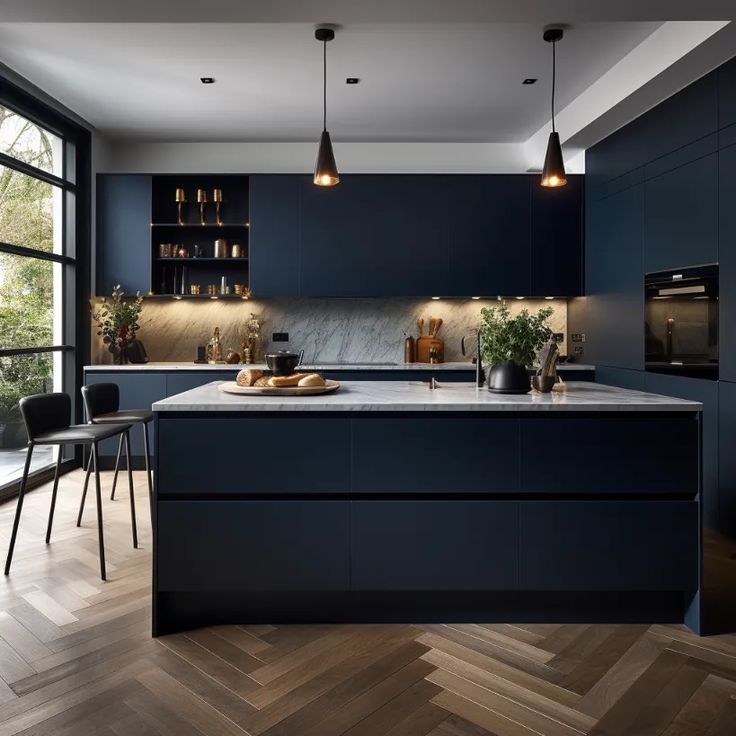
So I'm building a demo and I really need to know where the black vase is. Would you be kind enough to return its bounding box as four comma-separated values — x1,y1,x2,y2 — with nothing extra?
487,360,531,394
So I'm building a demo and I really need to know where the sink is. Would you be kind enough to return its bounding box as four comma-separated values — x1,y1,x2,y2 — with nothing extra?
308,362,398,366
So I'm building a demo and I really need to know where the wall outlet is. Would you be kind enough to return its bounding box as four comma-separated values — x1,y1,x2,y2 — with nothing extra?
272,332,289,342
571,333,586,343
573,346,584,355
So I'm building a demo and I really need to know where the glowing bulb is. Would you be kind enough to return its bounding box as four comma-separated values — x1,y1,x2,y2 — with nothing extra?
471,296,481,300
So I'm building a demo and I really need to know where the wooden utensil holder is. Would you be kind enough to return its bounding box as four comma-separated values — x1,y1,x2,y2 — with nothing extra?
416,336,444,363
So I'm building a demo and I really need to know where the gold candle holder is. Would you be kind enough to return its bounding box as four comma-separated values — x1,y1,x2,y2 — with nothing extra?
213,188,223,226
175,188,187,225
189,284,201,295
197,189,208,225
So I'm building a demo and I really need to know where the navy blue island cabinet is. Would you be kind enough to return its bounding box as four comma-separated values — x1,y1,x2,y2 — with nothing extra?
152,402,703,636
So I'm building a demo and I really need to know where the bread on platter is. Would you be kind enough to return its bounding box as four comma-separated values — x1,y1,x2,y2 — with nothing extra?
236,369,264,387
297,373,326,387
253,375,271,387
267,372,309,387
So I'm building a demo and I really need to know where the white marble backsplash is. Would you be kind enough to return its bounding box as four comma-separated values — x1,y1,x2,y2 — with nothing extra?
90,298,567,364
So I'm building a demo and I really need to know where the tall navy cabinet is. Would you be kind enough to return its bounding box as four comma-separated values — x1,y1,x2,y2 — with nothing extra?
585,184,644,370
96,175,151,296
583,53,736,543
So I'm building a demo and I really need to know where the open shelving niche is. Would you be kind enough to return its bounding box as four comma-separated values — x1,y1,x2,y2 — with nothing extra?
150,174,250,298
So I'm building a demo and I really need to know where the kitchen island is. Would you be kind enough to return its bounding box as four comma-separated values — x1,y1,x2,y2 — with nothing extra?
152,381,703,635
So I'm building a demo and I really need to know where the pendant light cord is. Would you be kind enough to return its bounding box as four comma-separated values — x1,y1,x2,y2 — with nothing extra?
323,38,327,132
551,39,556,133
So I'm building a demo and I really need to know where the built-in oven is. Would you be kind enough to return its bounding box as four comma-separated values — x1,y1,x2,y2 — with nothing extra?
645,264,718,380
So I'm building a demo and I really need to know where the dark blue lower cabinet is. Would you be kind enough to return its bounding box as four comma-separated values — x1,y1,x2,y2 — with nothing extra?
719,381,736,538
351,501,518,590
519,501,698,591
84,371,166,458
520,415,699,495
165,371,238,396
351,417,519,493
157,500,350,592
157,416,351,495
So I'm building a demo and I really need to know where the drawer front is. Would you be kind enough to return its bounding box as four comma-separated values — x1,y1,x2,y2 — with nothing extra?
352,418,519,493
520,416,699,494
351,500,518,590
519,501,698,591
157,500,350,591
157,417,351,494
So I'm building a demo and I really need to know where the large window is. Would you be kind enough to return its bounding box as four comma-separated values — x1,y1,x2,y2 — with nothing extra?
0,94,87,493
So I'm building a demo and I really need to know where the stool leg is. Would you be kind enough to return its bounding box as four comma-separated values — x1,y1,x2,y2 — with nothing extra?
5,444,34,575
142,422,153,517
77,447,94,527
92,443,106,581
110,434,123,501
124,431,138,549
45,447,63,544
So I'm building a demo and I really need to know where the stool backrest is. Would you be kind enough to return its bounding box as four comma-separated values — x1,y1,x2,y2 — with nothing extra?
82,383,120,421
19,393,71,442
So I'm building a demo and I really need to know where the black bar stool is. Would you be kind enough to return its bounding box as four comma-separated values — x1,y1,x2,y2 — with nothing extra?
4,393,134,581
78,383,153,525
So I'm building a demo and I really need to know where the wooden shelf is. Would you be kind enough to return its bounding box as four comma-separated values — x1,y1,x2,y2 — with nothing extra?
155,257,249,263
144,294,251,300
151,223,249,228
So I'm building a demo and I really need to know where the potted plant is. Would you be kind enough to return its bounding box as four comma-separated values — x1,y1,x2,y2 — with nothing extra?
479,302,553,394
92,285,144,365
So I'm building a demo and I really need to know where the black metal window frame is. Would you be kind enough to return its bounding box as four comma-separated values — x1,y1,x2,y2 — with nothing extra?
0,79,91,500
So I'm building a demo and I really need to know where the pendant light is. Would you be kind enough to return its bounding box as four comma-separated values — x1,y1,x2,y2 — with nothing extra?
541,27,567,188
314,27,339,186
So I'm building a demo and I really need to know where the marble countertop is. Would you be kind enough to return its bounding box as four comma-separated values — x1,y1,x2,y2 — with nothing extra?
152,380,700,413
84,361,595,372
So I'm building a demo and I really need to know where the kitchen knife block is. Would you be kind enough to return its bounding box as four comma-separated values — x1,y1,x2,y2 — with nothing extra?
416,336,444,363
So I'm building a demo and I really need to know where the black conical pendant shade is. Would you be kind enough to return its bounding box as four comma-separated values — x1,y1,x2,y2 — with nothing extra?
314,130,340,186
541,131,566,187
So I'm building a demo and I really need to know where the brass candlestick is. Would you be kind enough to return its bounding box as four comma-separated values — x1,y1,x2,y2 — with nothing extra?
175,188,187,225
213,188,223,226
197,189,208,225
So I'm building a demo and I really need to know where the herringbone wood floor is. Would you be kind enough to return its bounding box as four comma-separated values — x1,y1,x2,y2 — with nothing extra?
0,470,735,735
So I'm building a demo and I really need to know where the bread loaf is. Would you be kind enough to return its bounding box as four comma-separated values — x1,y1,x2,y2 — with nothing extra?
236,369,264,387
267,372,309,387
253,375,270,387
297,373,326,387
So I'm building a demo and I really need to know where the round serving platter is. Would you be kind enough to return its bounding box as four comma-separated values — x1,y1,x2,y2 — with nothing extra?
218,379,340,396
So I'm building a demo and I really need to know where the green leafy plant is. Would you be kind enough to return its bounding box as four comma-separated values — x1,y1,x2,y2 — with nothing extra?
479,302,553,368
92,285,144,360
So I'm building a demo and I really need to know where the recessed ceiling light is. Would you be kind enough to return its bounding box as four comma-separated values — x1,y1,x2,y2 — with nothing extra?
471,296,481,300
346,78,360,84
200,77,215,84
523,78,537,85
545,296,555,300
431,296,441,300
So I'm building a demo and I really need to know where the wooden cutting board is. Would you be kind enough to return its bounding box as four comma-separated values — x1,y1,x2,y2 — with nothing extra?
218,380,340,396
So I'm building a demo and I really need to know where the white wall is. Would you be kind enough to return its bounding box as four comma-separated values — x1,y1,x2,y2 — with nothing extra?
103,139,577,175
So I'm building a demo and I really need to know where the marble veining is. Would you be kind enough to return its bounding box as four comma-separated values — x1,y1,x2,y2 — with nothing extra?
84,361,595,372
90,298,567,364
153,381,701,413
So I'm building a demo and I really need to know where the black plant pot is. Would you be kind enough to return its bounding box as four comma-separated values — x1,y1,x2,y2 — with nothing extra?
487,360,531,394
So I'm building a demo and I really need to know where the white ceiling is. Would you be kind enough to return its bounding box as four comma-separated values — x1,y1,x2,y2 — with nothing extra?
0,22,661,142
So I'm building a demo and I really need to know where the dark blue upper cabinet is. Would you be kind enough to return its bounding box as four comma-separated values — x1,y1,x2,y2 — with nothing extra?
299,175,448,296
96,175,151,296
585,184,644,370
249,175,300,297
720,143,736,383
446,176,530,296
718,56,736,132
531,174,583,296
643,153,718,273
